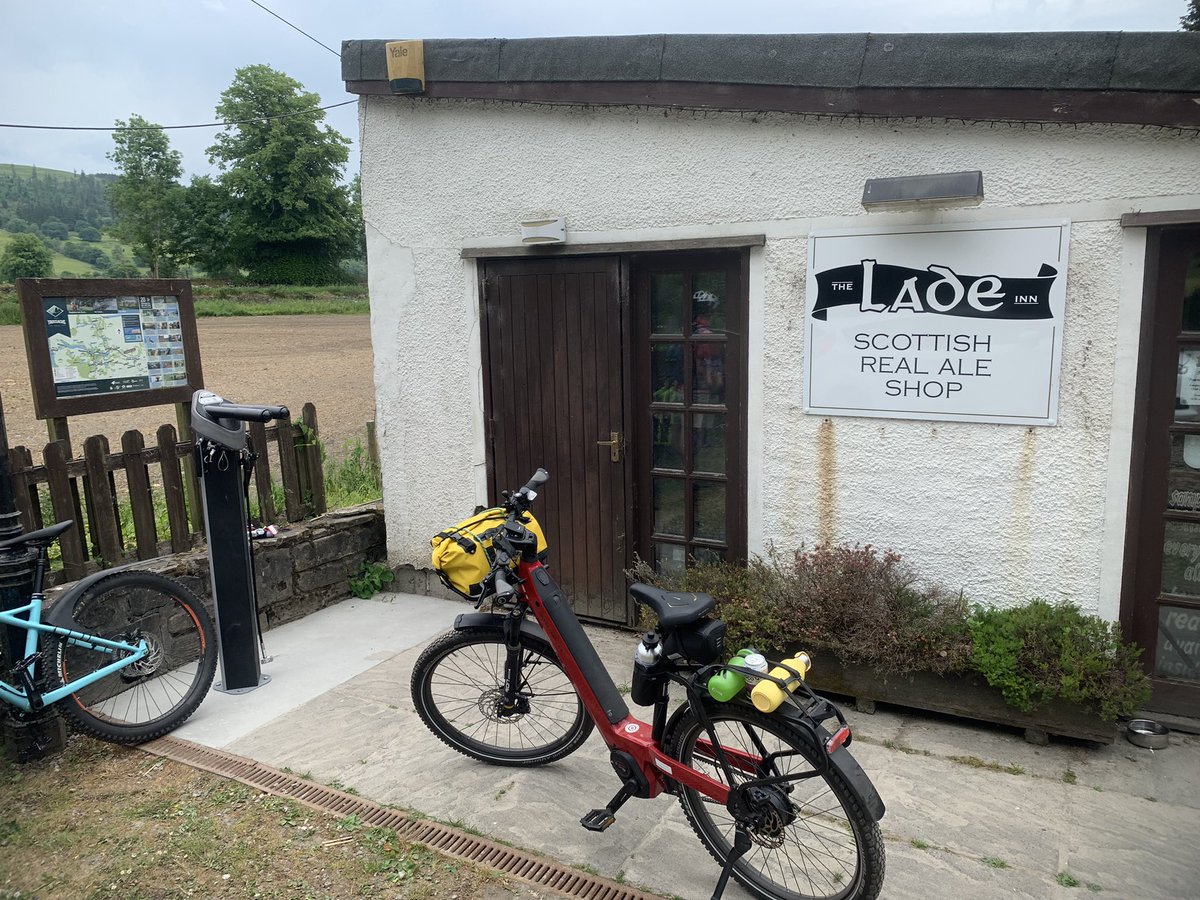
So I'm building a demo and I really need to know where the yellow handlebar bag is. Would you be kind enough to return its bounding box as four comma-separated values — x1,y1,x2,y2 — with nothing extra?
431,508,548,600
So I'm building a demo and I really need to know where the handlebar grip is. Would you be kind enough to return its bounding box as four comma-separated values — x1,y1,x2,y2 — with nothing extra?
520,468,549,494
493,568,514,597
207,404,290,423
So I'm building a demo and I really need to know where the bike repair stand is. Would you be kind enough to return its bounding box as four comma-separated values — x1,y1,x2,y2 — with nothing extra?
192,390,288,694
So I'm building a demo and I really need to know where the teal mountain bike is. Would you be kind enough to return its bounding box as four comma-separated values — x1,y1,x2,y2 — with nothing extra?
0,520,217,744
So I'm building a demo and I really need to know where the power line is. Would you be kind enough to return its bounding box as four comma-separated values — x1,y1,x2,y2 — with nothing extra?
247,0,341,58
0,99,357,132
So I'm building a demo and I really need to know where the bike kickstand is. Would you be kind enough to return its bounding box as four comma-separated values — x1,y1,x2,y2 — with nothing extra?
709,825,752,900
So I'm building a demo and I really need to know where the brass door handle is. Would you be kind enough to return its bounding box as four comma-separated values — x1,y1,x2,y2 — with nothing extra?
597,431,622,463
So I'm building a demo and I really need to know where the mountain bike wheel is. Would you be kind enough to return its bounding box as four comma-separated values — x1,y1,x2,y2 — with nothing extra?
665,702,884,900
411,627,592,766
48,571,218,744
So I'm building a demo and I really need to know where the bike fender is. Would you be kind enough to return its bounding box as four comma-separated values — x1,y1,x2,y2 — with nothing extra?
453,611,551,646
772,704,887,823
43,560,152,631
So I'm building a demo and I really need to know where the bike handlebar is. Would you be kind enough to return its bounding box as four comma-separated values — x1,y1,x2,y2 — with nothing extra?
520,468,549,495
205,403,290,423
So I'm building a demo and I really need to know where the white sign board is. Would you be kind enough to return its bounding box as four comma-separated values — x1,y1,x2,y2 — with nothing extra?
804,220,1069,426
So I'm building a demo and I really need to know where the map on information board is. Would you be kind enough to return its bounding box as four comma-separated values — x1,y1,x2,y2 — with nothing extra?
42,295,189,398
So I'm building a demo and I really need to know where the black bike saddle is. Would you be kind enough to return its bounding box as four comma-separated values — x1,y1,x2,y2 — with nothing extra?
0,520,74,551
628,583,716,629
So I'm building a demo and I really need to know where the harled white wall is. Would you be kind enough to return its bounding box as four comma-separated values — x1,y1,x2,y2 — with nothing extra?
359,96,1200,618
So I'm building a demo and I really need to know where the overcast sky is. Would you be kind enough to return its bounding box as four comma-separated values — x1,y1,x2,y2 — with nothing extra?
0,1,1187,181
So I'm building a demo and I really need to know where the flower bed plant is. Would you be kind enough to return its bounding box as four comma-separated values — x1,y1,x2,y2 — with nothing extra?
630,545,1150,722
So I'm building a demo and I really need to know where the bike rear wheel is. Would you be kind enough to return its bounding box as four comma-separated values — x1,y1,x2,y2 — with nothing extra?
665,702,884,900
49,571,218,744
411,627,592,766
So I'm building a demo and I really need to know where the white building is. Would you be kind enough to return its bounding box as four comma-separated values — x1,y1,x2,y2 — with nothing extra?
343,32,1200,717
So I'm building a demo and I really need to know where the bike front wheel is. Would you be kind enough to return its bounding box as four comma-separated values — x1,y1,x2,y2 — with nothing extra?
411,627,593,766
49,571,218,744
665,702,884,900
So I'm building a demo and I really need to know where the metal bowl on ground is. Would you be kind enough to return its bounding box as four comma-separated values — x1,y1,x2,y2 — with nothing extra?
1126,719,1170,750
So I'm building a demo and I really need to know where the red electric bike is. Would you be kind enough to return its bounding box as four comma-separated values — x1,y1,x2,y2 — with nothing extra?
411,470,886,900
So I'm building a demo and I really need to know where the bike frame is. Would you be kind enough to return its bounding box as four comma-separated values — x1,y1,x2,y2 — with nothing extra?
0,595,147,713
514,554,738,804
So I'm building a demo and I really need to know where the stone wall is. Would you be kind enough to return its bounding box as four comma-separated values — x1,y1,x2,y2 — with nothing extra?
47,504,387,632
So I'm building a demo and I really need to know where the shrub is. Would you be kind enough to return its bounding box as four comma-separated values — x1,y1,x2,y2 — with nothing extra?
0,233,54,281
632,544,1152,720
630,544,972,676
969,600,1150,720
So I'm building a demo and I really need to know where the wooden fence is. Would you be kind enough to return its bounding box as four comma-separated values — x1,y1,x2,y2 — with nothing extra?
6,403,327,584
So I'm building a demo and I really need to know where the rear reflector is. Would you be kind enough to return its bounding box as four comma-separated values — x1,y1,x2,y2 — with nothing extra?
825,725,851,754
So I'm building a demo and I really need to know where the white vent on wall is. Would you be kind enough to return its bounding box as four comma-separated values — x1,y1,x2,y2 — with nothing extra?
520,217,567,244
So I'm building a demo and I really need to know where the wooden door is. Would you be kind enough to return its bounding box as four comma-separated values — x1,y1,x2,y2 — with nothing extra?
1126,227,1200,717
480,257,632,624
632,252,748,574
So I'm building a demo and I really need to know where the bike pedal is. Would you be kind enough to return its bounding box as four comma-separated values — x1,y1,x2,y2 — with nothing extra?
580,808,616,832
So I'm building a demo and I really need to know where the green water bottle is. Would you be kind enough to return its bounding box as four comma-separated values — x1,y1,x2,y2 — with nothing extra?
708,649,753,702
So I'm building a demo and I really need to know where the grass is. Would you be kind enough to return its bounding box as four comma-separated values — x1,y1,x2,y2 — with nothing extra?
982,856,1009,869
0,734,531,900
1057,871,1082,888
1063,768,1077,784
0,276,368,326
946,754,1025,776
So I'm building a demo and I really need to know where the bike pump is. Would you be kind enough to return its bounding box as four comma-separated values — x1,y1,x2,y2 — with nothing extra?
191,390,289,693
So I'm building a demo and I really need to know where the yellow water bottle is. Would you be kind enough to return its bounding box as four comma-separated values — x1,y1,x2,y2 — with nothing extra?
750,653,812,713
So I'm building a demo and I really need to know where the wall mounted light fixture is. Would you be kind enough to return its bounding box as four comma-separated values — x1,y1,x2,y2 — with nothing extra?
862,171,984,211
520,217,568,244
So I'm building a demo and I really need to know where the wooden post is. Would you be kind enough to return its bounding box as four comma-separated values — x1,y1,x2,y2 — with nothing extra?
43,441,85,580
175,402,204,537
47,416,89,560
275,417,304,523
157,424,190,553
8,447,39,532
121,431,158,559
366,420,381,482
301,403,326,516
248,422,276,524
83,436,123,566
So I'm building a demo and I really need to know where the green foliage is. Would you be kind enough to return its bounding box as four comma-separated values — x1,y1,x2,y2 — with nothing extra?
0,164,115,235
1057,872,1081,888
0,232,54,280
349,560,395,599
76,224,102,242
631,545,972,675
969,599,1150,720
39,218,68,240
324,438,382,507
1183,0,1199,30
633,545,1153,720
203,65,357,284
107,114,187,277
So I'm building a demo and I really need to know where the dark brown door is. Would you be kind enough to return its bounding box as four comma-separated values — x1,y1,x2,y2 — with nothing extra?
632,253,748,575
480,257,632,624
1127,227,1200,717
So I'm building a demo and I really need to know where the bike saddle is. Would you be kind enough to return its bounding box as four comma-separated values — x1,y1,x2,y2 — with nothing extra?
628,583,716,629
0,520,74,551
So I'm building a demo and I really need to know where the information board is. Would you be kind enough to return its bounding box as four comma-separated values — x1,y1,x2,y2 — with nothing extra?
19,279,204,419
803,220,1069,426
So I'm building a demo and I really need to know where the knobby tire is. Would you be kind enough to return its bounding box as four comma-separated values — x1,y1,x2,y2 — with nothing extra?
49,571,218,744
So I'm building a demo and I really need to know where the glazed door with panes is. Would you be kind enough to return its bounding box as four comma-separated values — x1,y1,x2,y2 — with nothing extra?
633,253,747,577
1129,228,1200,717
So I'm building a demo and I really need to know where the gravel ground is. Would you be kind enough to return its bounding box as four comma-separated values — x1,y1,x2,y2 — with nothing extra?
0,315,376,459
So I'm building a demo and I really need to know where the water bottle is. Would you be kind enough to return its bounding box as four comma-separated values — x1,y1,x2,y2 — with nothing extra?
631,632,664,705
707,649,751,702
750,653,812,713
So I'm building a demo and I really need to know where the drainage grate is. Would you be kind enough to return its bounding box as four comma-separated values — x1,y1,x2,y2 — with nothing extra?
142,736,662,900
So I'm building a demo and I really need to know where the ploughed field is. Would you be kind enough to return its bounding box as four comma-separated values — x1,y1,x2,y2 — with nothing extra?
0,315,376,459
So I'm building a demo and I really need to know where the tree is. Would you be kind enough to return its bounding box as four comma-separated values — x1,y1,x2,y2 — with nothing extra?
1184,0,1199,30
107,114,185,277
40,218,69,240
206,65,355,284
0,233,54,281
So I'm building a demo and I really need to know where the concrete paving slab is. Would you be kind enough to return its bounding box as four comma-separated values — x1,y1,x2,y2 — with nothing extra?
174,592,457,747
176,592,1200,900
